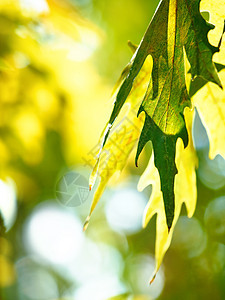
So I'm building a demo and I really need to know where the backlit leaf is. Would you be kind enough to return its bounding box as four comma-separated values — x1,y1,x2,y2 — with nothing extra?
138,108,197,282
192,0,225,159
91,0,221,229
84,47,152,229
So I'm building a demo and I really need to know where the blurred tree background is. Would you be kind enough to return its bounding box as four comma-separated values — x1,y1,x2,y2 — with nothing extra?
0,0,225,299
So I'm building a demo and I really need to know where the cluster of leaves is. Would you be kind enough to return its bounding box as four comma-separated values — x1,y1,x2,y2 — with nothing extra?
87,0,225,281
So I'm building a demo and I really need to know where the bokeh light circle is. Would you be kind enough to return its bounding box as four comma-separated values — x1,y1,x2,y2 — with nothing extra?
204,196,225,244
105,187,148,235
23,201,84,265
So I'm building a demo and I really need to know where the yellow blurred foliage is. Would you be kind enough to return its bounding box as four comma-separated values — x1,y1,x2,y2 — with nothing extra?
0,255,16,287
0,237,16,287
0,0,112,199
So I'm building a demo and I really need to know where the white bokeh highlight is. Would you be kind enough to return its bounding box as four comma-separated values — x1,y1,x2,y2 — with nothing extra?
23,201,84,265
0,178,17,231
105,187,148,235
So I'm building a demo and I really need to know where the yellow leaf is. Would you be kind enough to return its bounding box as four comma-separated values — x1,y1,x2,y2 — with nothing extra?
193,1,225,159
192,68,225,159
84,54,152,229
200,0,225,47
138,108,198,282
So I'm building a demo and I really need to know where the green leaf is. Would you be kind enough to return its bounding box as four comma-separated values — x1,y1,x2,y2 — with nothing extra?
97,0,222,229
189,62,225,97
0,212,6,236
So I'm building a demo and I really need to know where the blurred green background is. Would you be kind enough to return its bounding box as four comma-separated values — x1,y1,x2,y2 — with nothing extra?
0,0,225,299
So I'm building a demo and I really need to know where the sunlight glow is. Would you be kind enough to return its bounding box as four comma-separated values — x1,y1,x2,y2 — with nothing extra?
198,153,225,190
71,275,127,300
20,0,49,14
53,28,100,62
16,257,59,300
105,187,148,234
23,202,84,265
0,179,17,231
65,241,124,284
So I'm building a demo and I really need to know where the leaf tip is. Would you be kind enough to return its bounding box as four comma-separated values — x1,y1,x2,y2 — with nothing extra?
127,40,138,53
150,274,156,285
166,215,174,233
135,159,139,168
83,216,90,232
